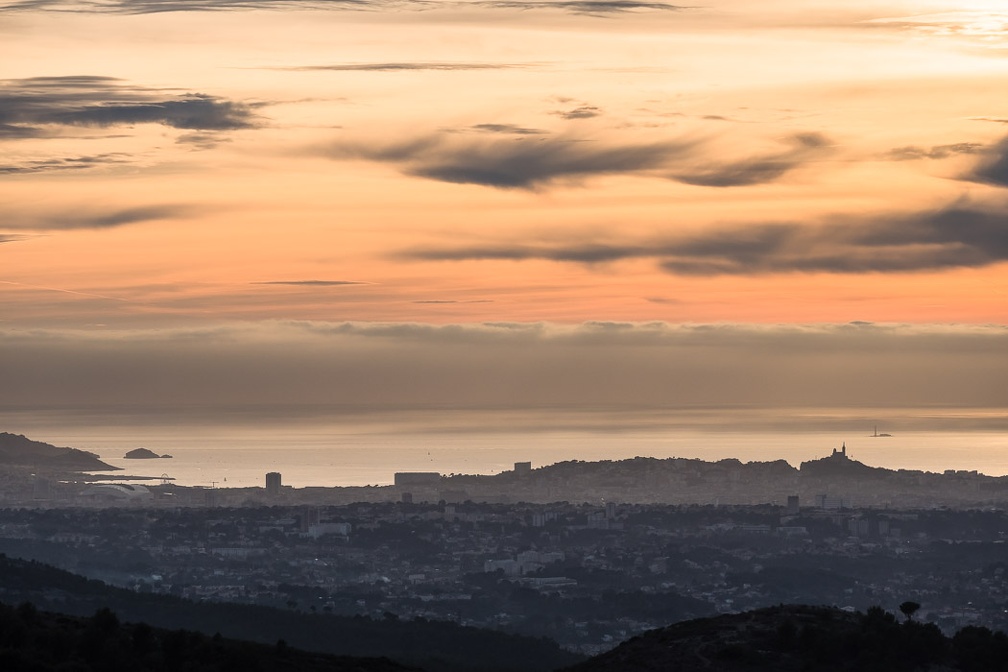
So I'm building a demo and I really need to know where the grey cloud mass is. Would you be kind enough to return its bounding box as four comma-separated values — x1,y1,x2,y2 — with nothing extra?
969,136,1008,187
327,135,697,189
2,322,1006,413
327,131,830,190
401,202,1008,274
670,133,832,187
0,76,259,138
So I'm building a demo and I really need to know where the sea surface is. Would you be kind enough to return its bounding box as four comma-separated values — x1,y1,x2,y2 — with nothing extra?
3,407,1007,489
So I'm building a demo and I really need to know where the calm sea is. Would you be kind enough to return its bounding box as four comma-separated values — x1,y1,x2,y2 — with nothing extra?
3,407,1007,489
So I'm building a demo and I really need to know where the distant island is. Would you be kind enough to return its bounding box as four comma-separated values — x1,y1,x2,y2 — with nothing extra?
123,448,172,459
0,432,119,472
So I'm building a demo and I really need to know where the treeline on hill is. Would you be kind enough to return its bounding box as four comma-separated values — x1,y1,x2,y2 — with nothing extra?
0,554,582,672
565,604,1008,672
0,601,416,672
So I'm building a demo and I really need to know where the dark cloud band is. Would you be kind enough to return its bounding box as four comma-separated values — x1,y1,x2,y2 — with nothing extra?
0,76,259,138
325,132,828,190
400,201,1008,274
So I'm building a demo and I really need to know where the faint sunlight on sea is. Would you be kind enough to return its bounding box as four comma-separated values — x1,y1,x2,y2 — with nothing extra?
2,407,1007,489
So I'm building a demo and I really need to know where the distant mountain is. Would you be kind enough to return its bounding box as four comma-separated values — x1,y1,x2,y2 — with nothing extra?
0,553,583,672
565,604,1008,672
0,432,119,471
0,600,417,672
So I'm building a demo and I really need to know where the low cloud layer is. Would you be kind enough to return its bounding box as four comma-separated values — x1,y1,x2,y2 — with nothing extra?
0,76,259,139
1,321,1005,413
325,132,828,190
401,201,1008,274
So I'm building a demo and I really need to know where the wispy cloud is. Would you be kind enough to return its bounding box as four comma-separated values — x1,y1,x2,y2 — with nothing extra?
476,1,688,16
399,200,1008,275
0,76,261,139
553,105,602,120
414,299,493,303
0,153,131,174
3,205,194,231
886,143,982,161
0,0,687,15
469,123,547,136
280,62,530,72
253,280,373,286
0,0,384,13
865,11,1008,51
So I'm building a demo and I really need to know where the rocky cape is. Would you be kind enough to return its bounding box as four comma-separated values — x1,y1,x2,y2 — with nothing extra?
0,432,118,472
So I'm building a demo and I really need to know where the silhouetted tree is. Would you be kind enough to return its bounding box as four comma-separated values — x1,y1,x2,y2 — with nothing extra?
899,601,921,622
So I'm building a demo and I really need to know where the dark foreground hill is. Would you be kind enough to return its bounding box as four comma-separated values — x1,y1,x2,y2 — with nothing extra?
0,554,582,672
564,604,1008,672
0,601,416,672
0,433,118,472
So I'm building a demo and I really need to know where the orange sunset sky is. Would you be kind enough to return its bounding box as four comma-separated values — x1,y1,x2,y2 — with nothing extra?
2,0,1008,417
